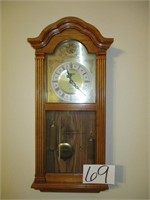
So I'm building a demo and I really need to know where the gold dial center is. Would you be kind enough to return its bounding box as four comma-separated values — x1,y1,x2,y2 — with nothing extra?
58,69,83,94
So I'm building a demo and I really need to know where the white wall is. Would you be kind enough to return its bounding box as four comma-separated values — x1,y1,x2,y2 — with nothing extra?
1,1,149,199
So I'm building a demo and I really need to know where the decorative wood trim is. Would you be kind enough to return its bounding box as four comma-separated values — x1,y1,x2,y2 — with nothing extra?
28,17,113,51
45,173,82,183
32,182,108,192
44,103,97,111
94,55,106,164
34,54,46,183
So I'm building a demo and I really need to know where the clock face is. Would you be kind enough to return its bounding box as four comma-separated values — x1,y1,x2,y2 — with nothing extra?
51,62,91,103
46,40,96,103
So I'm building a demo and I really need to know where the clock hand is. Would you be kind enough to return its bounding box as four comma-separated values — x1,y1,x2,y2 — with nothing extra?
66,70,77,88
66,70,86,96
70,79,86,96
66,70,72,79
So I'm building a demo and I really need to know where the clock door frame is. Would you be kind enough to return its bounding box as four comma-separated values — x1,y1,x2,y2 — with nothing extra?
28,17,113,192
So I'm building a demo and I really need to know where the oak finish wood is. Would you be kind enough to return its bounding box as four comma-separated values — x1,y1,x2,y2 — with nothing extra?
28,16,113,192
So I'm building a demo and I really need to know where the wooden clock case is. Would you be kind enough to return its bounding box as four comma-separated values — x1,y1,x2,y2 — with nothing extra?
28,16,113,192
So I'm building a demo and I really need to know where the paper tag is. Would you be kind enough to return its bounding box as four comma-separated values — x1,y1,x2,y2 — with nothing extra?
83,164,115,184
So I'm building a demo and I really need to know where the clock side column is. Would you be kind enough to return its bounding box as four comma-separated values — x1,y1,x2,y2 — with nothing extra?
96,54,107,165
32,53,46,186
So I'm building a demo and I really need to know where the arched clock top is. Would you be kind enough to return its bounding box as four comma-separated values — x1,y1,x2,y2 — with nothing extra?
28,17,113,52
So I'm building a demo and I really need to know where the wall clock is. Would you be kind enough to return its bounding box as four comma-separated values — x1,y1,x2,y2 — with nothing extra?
28,17,113,192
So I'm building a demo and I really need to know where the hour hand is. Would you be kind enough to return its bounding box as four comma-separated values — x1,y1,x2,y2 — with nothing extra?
66,70,75,79
66,70,86,96
66,70,71,78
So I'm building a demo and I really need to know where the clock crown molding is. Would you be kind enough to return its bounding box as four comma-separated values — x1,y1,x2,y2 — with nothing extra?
28,16,114,51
